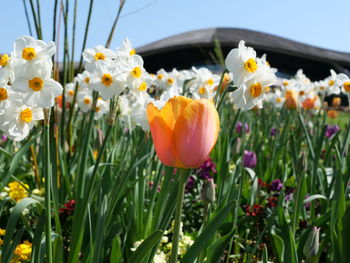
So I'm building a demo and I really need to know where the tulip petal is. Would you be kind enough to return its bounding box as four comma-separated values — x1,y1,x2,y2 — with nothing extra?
147,96,192,167
173,99,220,168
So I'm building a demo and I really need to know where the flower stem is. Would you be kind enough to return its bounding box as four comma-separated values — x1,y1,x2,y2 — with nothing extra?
43,109,52,263
169,169,188,263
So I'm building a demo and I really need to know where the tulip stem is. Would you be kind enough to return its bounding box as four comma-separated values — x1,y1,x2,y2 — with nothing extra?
169,169,189,263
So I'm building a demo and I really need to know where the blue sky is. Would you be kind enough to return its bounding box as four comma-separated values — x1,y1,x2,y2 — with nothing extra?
1,0,349,58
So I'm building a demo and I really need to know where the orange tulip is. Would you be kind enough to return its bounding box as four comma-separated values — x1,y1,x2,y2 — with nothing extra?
147,96,220,168
302,96,318,110
332,97,341,107
285,90,299,109
327,110,338,119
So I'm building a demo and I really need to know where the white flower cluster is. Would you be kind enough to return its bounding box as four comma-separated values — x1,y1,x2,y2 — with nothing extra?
265,68,350,110
0,36,62,141
225,40,278,111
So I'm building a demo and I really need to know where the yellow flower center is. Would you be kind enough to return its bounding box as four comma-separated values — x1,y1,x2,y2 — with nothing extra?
0,54,9,66
320,86,325,90
84,77,90,84
94,52,105,60
138,81,147,91
328,80,335,86
157,74,163,80
207,78,214,85
68,90,74,96
265,86,270,92
84,97,91,105
249,83,262,97
28,77,44,91
276,97,283,103
343,82,350,92
129,49,136,55
0,88,8,101
167,78,174,85
299,91,305,96
131,67,142,78
244,58,258,73
282,81,289,86
199,87,206,95
20,108,33,123
101,73,113,86
22,47,36,60
96,106,101,112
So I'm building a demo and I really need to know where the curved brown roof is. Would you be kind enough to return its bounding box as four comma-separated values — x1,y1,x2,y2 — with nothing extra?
137,28,350,79
138,27,350,66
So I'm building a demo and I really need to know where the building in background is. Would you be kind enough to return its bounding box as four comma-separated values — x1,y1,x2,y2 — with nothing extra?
138,28,350,81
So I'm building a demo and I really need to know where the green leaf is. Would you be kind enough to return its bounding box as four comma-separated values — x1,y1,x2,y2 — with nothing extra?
206,230,234,262
182,201,234,262
128,230,163,263
110,235,122,263
271,232,285,263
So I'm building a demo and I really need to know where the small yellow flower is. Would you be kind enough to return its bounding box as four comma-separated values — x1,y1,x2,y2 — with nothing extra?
8,182,29,202
13,240,32,261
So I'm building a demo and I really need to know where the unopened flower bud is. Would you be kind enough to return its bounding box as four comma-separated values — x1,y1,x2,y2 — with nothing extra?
201,178,215,204
303,226,320,259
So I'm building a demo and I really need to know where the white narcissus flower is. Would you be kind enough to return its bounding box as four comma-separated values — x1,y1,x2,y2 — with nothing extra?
90,61,125,100
75,70,92,90
77,88,93,113
11,66,62,108
231,63,277,111
119,91,150,131
325,69,341,95
65,83,76,103
94,98,109,120
0,85,23,116
337,73,350,99
225,40,258,86
13,36,55,75
123,55,148,89
116,38,137,59
2,103,43,141
0,53,15,84
83,45,116,72
189,67,220,99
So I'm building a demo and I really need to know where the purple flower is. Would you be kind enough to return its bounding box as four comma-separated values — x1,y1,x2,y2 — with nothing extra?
270,179,283,191
235,122,249,134
185,176,196,192
1,134,7,142
243,150,257,168
244,123,250,134
198,158,217,180
235,122,243,133
325,125,340,139
270,127,278,137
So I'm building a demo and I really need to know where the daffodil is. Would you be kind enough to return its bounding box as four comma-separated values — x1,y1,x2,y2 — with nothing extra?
231,63,276,111
11,66,62,108
83,45,116,72
90,61,125,100
13,36,55,75
2,104,43,141
77,88,93,113
116,37,137,58
94,97,110,120
225,40,259,86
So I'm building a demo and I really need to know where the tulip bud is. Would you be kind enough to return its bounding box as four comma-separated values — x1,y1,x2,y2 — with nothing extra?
243,150,257,168
201,178,215,204
303,227,320,259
